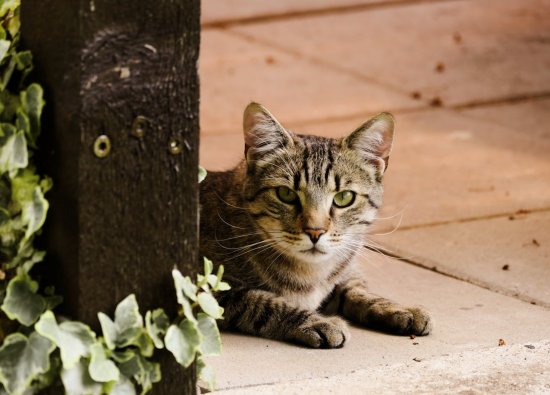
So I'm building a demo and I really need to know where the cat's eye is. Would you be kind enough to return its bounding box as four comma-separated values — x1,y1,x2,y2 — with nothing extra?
276,186,299,204
333,190,355,208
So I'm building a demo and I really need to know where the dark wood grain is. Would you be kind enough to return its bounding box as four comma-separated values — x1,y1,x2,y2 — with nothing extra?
21,1,200,393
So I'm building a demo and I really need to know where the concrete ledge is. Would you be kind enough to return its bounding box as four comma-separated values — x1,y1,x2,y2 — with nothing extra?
214,341,550,394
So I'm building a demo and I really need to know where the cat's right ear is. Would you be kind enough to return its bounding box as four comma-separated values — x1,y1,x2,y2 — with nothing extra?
243,102,294,161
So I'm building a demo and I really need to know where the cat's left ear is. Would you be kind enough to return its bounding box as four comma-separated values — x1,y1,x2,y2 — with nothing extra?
343,112,395,171
243,102,294,160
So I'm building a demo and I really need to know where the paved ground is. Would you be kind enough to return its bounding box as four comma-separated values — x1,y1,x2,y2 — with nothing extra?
199,0,550,393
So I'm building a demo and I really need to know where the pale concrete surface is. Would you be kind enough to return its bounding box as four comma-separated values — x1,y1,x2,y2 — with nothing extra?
199,0,550,393
372,210,550,306
230,0,550,107
205,255,550,391
202,0,408,25
214,341,550,394
200,30,418,135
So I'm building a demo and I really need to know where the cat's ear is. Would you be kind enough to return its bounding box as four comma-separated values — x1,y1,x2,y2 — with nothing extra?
343,112,395,171
243,102,294,160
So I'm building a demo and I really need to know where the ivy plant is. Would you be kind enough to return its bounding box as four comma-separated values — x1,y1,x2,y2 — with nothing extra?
0,2,226,394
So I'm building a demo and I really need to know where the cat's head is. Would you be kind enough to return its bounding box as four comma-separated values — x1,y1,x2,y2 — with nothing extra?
242,102,394,265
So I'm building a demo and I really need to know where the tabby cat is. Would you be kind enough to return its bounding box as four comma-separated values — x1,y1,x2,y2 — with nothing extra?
199,103,432,348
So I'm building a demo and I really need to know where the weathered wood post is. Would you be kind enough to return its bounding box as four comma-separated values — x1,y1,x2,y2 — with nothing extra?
21,1,200,393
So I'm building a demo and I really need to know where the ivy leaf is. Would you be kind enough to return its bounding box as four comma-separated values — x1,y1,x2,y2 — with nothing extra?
61,358,103,395
1,273,47,326
198,166,207,183
97,294,154,356
109,373,137,395
88,342,119,383
215,281,231,292
197,313,221,356
197,292,223,319
145,309,169,349
14,51,32,71
197,356,216,392
0,129,27,174
116,350,160,395
35,310,96,369
20,83,44,147
0,332,55,395
97,313,117,350
204,258,213,276
206,274,218,289
0,0,18,18
172,269,197,303
9,170,49,244
165,319,202,368
0,39,9,63
213,265,231,291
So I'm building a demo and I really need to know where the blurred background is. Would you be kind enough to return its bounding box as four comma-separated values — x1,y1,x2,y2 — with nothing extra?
198,0,550,391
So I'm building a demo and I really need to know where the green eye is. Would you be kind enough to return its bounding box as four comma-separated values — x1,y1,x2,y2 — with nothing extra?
276,186,299,204
333,191,355,208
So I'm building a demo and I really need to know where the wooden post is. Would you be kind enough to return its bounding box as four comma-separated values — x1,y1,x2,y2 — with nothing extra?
21,1,200,393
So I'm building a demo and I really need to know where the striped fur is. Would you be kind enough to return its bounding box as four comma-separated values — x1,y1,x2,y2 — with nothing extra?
199,103,432,348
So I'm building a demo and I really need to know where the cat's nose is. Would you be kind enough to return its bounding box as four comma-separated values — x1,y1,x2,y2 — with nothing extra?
304,228,326,244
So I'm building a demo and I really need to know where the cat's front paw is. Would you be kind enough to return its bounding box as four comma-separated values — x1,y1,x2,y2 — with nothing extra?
407,306,432,336
387,306,433,336
292,315,350,349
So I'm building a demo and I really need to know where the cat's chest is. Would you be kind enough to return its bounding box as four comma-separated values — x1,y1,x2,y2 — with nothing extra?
281,282,334,311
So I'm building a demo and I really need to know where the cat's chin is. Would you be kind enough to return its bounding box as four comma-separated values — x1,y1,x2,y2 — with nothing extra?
299,247,327,256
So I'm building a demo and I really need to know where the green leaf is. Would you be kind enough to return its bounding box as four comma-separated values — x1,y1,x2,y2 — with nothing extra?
1,273,47,326
117,350,160,395
109,374,137,395
16,249,45,274
0,332,55,395
206,274,218,288
20,84,45,146
213,265,231,291
165,319,202,368
88,342,120,383
204,257,213,276
98,294,154,356
35,310,96,369
97,312,117,350
14,50,32,71
172,269,197,303
216,281,231,292
0,0,19,18
197,356,216,392
5,5,19,38
179,296,196,323
145,309,169,349
24,186,48,241
197,313,222,356
0,39,9,63
198,166,207,183
61,358,103,395
0,130,28,174
197,292,223,319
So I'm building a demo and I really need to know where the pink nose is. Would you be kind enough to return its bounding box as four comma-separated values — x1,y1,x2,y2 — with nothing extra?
304,228,326,244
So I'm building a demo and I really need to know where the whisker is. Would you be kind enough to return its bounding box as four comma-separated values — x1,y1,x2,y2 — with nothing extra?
217,211,247,230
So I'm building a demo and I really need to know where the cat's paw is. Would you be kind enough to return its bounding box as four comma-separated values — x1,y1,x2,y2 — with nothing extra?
386,306,433,336
292,315,350,349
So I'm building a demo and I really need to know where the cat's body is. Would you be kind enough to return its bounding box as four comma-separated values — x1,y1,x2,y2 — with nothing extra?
199,103,432,348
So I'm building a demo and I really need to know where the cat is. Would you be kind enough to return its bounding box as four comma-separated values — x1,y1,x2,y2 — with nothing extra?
199,103,432,348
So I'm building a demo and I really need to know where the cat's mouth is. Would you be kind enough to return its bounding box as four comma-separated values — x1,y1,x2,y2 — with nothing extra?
300,246,327,255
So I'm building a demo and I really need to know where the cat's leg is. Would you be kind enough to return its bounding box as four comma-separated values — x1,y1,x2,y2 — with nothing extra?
332,277,432,336
218,288,350,348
